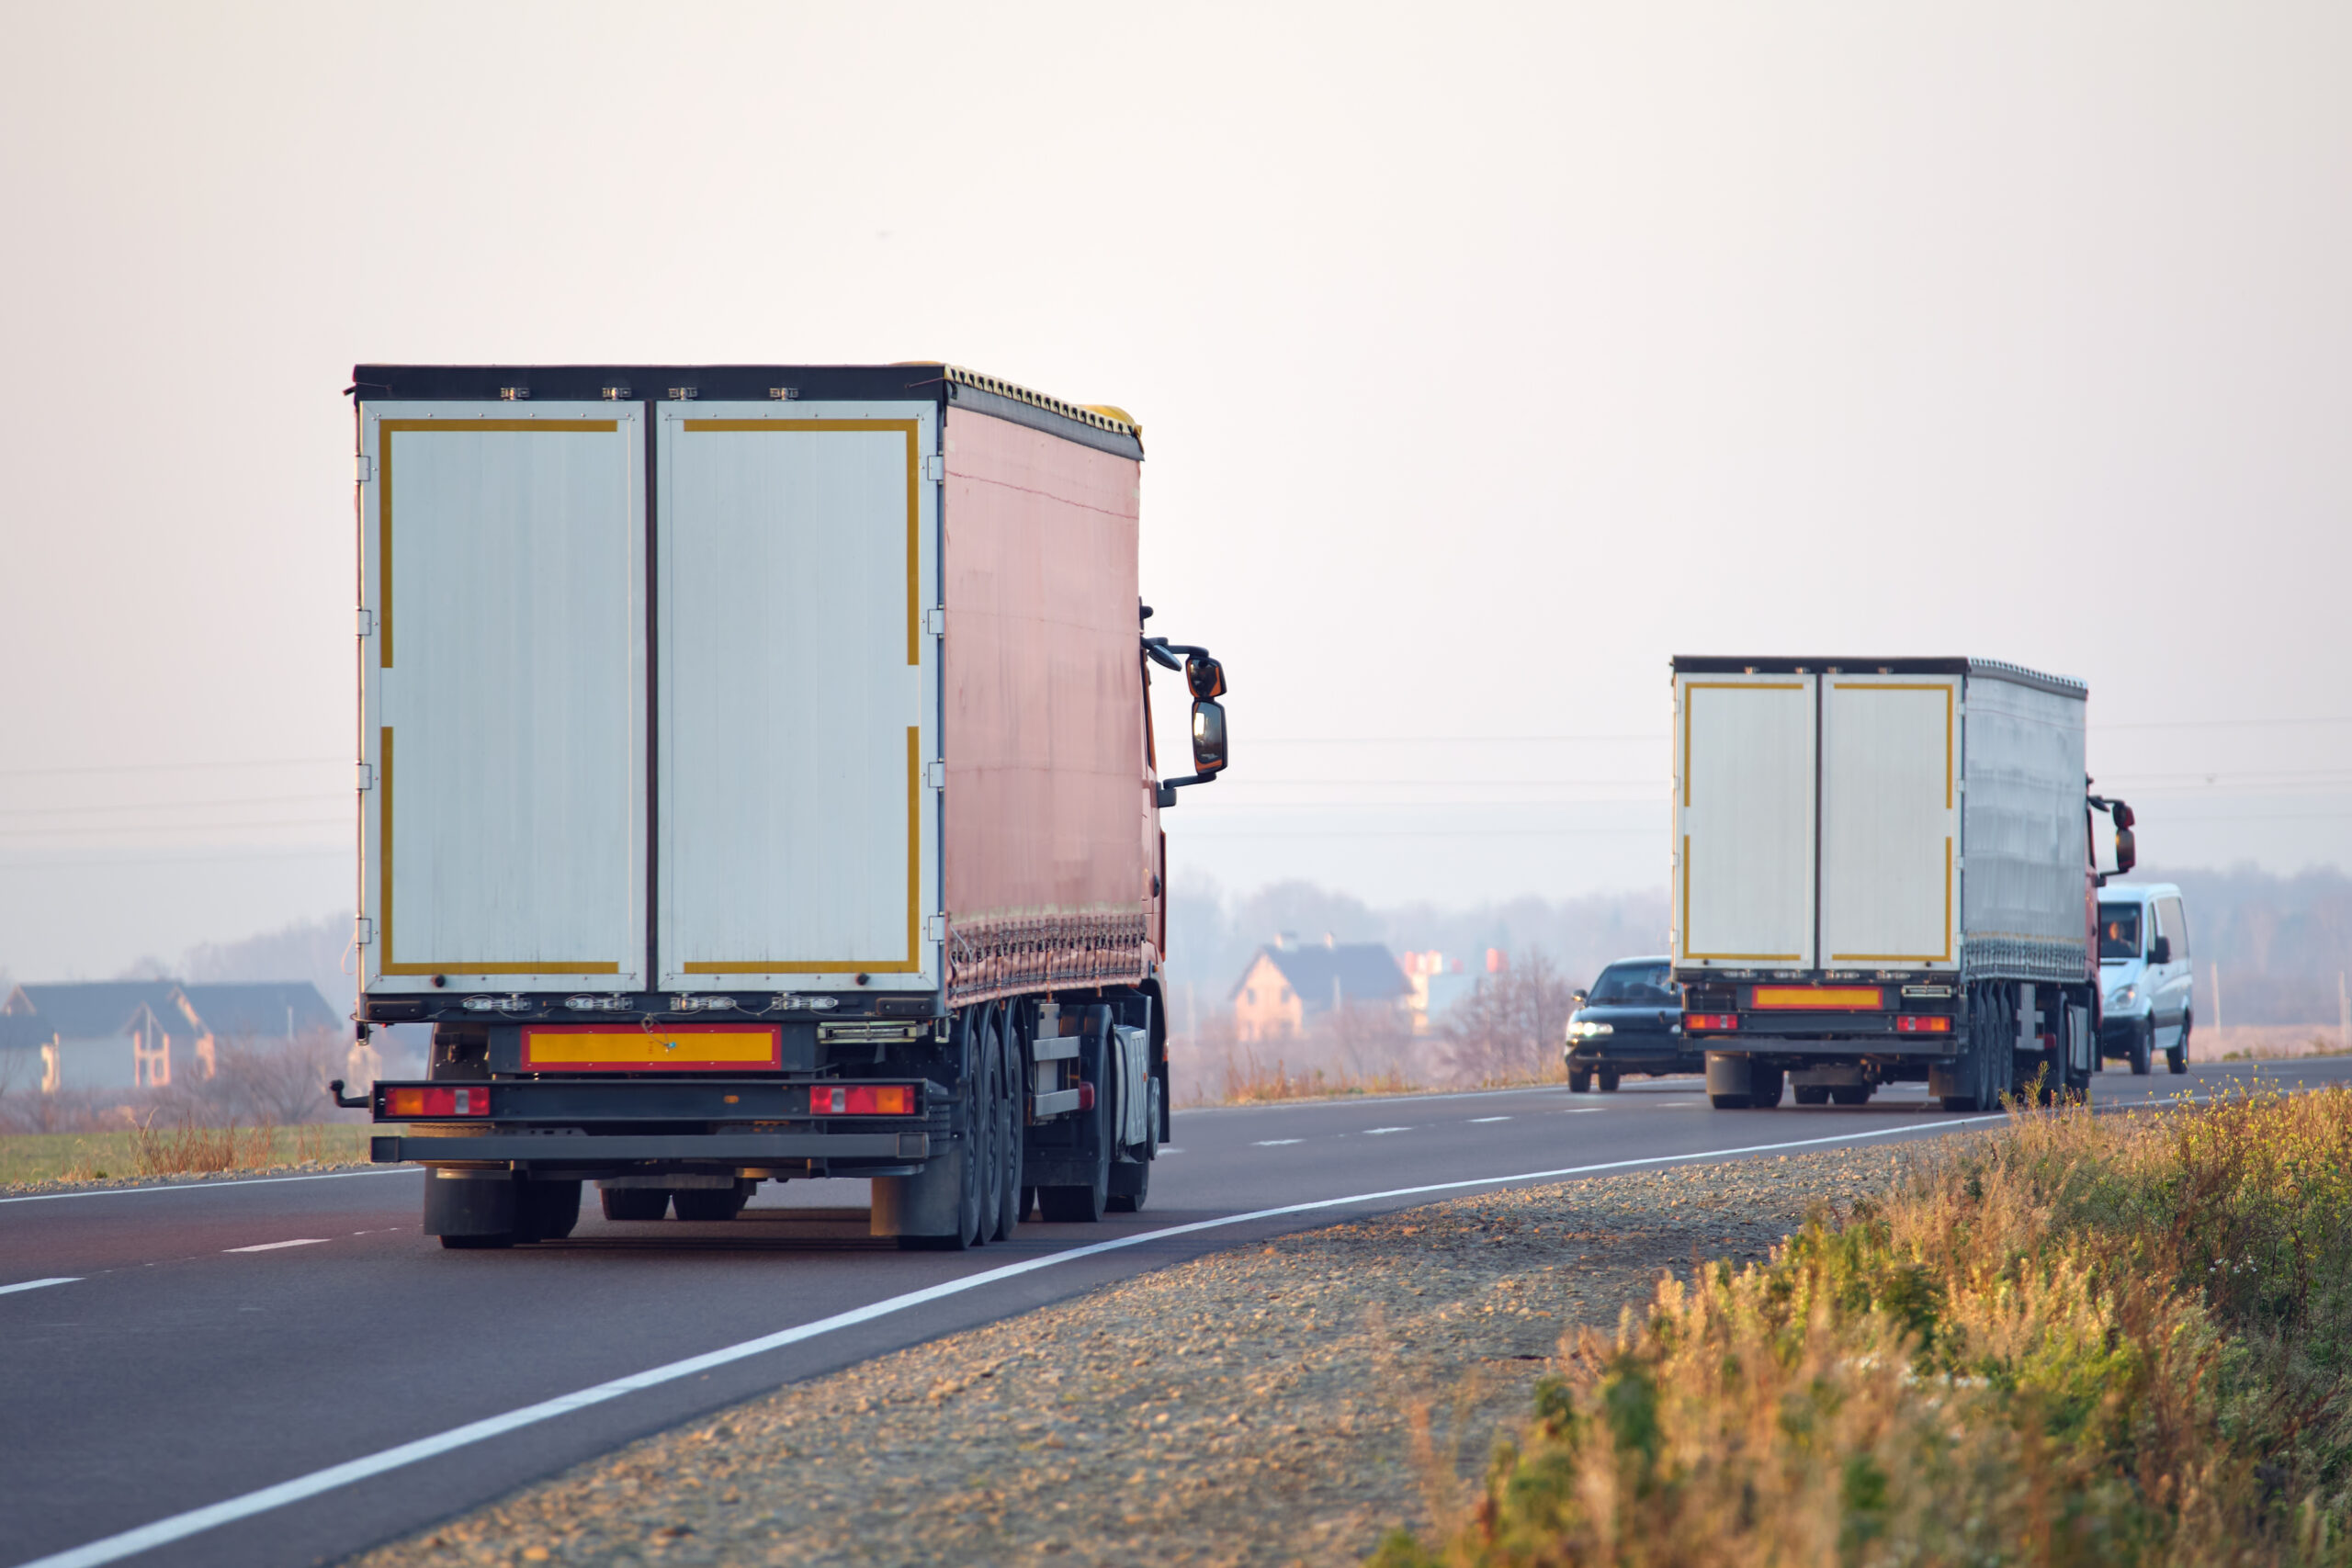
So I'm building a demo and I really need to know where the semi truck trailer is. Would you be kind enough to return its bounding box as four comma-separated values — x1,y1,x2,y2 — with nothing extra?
1668,656,2134,1111
334,363,1230,1248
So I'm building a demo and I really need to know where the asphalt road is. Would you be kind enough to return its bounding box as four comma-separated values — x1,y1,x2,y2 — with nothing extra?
7,1055,2349,1568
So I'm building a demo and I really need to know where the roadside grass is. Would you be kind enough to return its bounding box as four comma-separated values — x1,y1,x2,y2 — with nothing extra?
1375,1084,2352,1566
1222,1057,1424,1103
1,1122,376,1190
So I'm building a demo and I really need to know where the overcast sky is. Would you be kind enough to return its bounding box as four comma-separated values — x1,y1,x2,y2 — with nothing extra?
3,3,2347,980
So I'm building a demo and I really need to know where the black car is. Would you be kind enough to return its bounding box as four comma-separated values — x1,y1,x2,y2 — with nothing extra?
1564,955,1699,1092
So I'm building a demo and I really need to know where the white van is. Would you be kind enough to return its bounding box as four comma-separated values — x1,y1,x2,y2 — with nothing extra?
2096,882,2193,1075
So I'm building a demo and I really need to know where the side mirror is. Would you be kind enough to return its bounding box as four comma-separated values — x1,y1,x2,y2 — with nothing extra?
2114,826,2136,878
1191,699,1227,774
1185,655,1227,702
2150,934,2172,964
1571,990,1588,1008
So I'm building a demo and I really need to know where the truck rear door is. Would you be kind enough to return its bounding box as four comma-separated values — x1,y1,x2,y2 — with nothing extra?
653,404,939,993
1675,672,1816,971
359,406,649,991
1818,674,1959,970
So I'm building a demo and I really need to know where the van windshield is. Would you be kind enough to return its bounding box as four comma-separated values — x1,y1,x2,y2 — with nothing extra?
2098,903,2142,961
1589,963,1677,1006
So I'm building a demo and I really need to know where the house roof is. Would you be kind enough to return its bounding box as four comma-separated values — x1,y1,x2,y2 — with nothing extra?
178,983,340,1039
1,983,190,1043
1231,942,1408,1012
0,981,338,1047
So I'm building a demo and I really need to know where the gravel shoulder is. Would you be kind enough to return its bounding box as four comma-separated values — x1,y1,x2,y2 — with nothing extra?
346,1143,1920,1568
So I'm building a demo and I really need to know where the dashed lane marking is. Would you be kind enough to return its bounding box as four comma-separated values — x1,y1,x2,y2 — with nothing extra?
1253,1139,1302,1146
1469,1116,1510,1123
0,1277,79,1296
223,1240,331,1255
1363,1127,1409,1135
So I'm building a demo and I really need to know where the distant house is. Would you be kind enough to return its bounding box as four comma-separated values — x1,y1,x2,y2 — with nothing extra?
1396,951,1482,1035
0,981,337,1095
1230,935,1409,1043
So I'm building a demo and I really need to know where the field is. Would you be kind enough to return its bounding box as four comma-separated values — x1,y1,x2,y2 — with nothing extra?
1378,1084,2352,1566
0,1122,377,1190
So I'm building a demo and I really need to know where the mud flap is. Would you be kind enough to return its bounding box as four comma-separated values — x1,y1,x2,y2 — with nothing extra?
1704,1053,1755,1098
872,1142,967,1238
424,1169,518,1236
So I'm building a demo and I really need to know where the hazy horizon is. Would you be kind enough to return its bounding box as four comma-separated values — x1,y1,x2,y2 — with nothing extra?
5,3,2348,981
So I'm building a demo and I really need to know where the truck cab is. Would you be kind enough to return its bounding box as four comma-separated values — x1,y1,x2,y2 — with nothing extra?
2095,882,2193,1075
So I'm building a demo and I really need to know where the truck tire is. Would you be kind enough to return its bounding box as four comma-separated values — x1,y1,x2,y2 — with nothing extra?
992,1013,1023,1242
1792,1086,1829,1106
600,1187,670,1222
1597,1067,1622,1093
521,1179,582,1241
1568,1064,1592,1093
1940,986,2018,1111
2129,1019,2153,1077
1039,1073,1112,1224
673,1183,750,1223
1829,1085,1871,1107
1748,1065,1785,1107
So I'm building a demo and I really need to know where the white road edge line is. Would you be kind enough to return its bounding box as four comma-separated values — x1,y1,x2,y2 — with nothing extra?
14,1113,2018,1568
0,1277,79,1297
0,1168,422,1206
223,1240,331,1255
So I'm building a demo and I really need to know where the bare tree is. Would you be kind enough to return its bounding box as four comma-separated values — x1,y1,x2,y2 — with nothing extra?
1439,951,1578,1086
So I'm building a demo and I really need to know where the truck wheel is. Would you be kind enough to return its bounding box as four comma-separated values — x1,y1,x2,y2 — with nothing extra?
992,1016,1023,1242
1039,1076,1112,1224
1568,1064,1592,1093
521,1180,582,1241
599,1187,670,1222
1793,1086,1829,1106
1748,1066,1785,1108
673,1184,749,1223
2129,1020,2153,1076
1829,1085,1870,1107
1597,1068,1622,1093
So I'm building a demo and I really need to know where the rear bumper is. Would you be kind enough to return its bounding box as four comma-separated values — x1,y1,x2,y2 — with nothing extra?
1686,1038,1960,1059
374,1131,931,1166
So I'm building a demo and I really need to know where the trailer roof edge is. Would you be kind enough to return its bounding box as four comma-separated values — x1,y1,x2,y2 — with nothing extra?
1668,656,2086,700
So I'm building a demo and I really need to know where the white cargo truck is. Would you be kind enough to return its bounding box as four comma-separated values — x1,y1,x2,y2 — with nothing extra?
1669,657,2136,1111
334,363,1233,1248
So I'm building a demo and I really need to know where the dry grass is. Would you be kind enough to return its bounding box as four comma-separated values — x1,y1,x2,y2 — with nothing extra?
6,1122,374,1189
1376,1086,2352,1567
1221,1052,1424,1103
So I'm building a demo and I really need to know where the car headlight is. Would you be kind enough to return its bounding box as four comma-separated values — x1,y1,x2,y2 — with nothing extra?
1566,1021,1613,1040
2107,985,2137,1010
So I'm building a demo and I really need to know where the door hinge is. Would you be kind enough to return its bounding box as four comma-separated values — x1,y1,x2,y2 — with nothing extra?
356,762,374,792
922,454,946,482
925,760,947,790
924,605,946,637
355,454,374,484
356,607,374,637
355,917,374,946
924,913,948,944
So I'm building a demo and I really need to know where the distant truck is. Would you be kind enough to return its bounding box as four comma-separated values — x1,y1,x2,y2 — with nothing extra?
1668,657,2134,1111
335,363,1230,1248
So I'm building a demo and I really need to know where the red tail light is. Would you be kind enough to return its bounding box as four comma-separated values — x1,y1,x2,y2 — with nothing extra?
810,1084,916,1116
1077,1082,1097,1111
1685,1013,1739,1031
1895,1016,1952,1034
383,1085,492,1118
